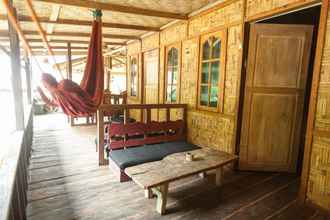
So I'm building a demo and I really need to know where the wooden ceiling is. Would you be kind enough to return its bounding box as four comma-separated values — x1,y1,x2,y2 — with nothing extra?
0,0,219,55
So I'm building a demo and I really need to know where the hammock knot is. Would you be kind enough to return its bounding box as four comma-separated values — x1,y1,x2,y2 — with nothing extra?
93,9,103,19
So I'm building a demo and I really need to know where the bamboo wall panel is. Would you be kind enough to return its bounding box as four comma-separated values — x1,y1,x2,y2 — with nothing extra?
142,33,160,52
158,46,166,121
180,38,199,109
307,136,330,209
315,85,330,132
187,111,235,153
160,22,188,46
127,42,141,55
188,0,243,37
245,0,316,19
224,24,242,114
308,4,330,210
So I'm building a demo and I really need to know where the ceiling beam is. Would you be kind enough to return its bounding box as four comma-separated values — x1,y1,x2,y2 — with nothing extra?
0,38,126,46
0,14,160,31
0,29,140,39
33,0,187,20
47,5,61,34
30,45,89,50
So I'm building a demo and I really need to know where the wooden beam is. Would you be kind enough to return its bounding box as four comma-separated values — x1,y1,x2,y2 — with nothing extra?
8,5,25,130
24,0,64,79
46,5,61,34
30,45,89,49
0,14,160,31
33,0,187,20
0,29,140,39
0,38,127,46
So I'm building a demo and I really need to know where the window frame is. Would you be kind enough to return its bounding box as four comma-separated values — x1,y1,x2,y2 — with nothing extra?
197,30,227,112
129,54,139,99
164,43,181,104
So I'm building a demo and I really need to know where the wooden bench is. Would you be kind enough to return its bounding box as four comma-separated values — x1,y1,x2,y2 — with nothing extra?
125,148,238,215
96,104,187,166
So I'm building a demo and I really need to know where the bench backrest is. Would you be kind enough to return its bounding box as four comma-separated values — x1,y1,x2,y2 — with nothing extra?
107,120,186,150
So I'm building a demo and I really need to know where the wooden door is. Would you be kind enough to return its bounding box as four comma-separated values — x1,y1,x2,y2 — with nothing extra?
239,24,313,172
143,49,159,120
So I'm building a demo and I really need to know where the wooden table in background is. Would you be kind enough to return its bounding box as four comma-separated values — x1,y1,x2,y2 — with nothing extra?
125,148,238,215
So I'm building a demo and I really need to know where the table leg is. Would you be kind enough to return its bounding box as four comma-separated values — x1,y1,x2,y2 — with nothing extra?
199,172,206,179
152,183,169,215
215,167,223,186
144,188,153,199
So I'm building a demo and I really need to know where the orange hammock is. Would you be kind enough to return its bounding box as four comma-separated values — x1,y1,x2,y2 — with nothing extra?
38,14,104,117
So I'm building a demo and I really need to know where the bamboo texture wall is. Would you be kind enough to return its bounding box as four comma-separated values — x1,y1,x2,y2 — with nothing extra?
127,0,329,211
307,2,330,210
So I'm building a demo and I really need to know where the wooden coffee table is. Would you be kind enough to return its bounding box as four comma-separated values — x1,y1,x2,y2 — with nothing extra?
125,148,238,215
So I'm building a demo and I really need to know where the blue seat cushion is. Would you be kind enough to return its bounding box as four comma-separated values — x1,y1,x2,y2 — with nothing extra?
109,141,200,170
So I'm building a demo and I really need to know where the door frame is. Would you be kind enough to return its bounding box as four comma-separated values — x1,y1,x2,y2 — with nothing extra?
236,0,329,204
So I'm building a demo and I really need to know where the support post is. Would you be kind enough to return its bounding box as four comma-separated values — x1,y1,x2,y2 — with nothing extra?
67,42,74,126
8,5,24,130
24,51,32,104
97,108,107,165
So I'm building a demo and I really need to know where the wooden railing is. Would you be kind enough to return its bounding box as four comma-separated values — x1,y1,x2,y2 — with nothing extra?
0,106,33,220
97,104,187,165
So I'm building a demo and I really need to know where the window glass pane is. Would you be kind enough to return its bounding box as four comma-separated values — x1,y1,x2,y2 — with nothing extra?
167,48,179,66
202,41,210,60
211,61,219,86
167,68,172,83
201,62,209,84
167,49,173,66
212,38,221,58
166,86,172,101
200,85,209,106
172,66,178,84
210,86,218,107
130,58,137,96
172,48,179,66
171,86,177,102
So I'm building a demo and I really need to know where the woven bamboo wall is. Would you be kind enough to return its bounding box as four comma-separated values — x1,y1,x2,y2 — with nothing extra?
245,0,316,19
307,3,330,209
141,33,160,52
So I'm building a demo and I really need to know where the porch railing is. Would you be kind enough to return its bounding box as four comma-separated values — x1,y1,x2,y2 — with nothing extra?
0,106,33,220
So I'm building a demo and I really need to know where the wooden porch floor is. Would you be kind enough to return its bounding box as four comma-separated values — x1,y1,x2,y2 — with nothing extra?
27,113,325,220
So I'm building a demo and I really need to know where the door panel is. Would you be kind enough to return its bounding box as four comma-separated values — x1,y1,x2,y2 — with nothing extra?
254,35,304,88
143,49,159,120
239,24,313,172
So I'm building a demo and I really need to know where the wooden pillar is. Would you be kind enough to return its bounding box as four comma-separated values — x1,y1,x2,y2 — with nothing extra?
66,42,72,79
24,52,32,104
8,4,24,130
67,42,74,126
106,56,112,90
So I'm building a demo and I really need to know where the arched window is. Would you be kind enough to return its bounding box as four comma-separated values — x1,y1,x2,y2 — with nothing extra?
165,45,180,103
198,31,226,111
130,56,138,97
